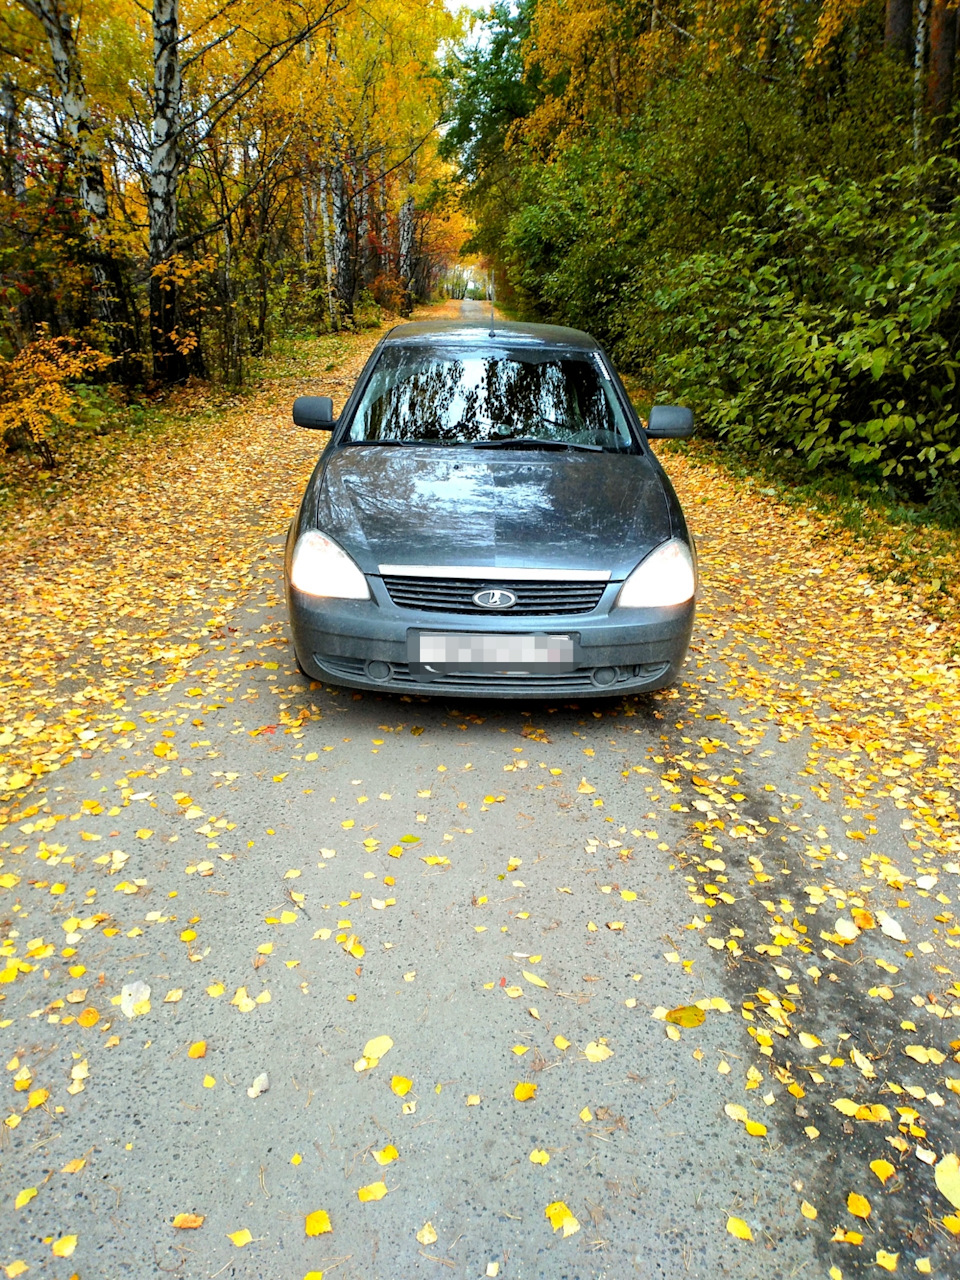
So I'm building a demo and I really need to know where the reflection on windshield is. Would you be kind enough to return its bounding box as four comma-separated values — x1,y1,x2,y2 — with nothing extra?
347,346,634,451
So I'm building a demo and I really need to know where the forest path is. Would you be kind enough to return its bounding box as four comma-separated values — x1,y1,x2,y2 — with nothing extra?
1,306,958,1279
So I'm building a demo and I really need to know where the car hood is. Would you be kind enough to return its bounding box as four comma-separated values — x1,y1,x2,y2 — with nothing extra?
315,447,672,579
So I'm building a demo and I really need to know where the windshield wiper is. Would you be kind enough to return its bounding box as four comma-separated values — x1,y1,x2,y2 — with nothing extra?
472,437,602,452
344,438,423,446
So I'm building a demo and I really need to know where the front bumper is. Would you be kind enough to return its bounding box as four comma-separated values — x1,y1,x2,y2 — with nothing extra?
287,575,695,699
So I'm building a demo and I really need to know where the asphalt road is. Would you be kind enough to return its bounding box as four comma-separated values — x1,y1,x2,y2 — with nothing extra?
2,308,958,1280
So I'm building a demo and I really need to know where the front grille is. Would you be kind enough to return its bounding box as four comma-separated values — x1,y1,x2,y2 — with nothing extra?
382,575,606,615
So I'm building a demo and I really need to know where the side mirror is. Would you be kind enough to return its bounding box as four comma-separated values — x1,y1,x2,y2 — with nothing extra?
293,395,334,428
646,405,694,439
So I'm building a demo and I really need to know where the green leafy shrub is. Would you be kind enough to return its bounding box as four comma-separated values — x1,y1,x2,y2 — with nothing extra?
619,159,960,498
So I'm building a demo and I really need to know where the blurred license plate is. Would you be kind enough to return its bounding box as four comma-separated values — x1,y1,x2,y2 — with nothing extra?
410,632,575,674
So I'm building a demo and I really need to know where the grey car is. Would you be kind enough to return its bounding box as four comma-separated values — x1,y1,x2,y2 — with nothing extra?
284,319,696,698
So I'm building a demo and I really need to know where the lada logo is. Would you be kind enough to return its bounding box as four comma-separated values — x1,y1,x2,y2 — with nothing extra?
472,588,517,608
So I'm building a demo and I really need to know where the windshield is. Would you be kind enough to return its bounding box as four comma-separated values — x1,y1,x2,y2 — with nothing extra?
345,345,636,451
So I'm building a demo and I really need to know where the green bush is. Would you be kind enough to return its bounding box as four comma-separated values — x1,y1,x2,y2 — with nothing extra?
625,159,960,498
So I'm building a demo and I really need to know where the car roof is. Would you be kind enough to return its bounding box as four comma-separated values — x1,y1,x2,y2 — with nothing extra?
380,320,601,354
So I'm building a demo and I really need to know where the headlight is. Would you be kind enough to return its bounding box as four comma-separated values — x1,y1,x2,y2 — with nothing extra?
616,538,695,608
290,530,370,599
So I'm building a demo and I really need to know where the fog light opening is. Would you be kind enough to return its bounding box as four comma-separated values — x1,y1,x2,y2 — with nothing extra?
365,660,392,682
592,666,618,688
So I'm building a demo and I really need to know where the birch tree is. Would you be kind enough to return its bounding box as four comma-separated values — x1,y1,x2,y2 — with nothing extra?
149,0,186,383
16,0,139,378
144,0,349,381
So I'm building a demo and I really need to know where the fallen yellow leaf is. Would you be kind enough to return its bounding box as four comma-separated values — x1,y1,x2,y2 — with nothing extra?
831,1098,859,1116
847,1192,871,1219
514,1082,537,1101
529,1149,550,1165
415,1221,437,1245
545,1200,580,1236
357,1181,388,1202
870,1159,896,1185
363,1035,393,1061
726,1216,753,1241
373,1145,398,1166
172,1213,204,1229
665,1005,705,1028
51,1236,78,1258
187,1041,206,1059
874,1250,898,1272
227,1228,252,1247
583,1041,613,1062
935,1152,960,1210
14,1187,37,1210
304,1209,332,1236
832,1228,864,1244
391,1075,412,1097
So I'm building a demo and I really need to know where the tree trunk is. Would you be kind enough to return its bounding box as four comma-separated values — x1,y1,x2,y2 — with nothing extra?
301,170,315,267
928,0,957,141
221,221,241,384
1,75,26,199
397,193,415,317
355,160,372,288
914,0,931,152
886,0,914,59
318,166,339,331
20,0,140,380
378,153,390,278
149,0,189,383
330,157,354,323
1,74,34,345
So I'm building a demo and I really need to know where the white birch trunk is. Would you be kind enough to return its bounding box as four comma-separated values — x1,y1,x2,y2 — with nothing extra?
301,171,316,265
397,194,415,317
2,75,26,199
319,165,338,330
913,0,930,152
20,0,141,374
24,0,107,222
149,0,186,381
331,156,353,322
